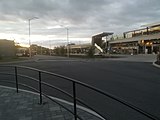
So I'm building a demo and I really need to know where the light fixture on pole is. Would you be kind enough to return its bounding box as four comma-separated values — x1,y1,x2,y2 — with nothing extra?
60,25,69,57
28,17,39,58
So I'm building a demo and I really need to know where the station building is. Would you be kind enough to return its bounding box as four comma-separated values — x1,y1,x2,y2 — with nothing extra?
68,43,91,54
62,22,160,55
109,22,160,54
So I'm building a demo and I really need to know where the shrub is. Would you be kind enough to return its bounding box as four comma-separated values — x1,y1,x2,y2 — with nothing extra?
157,52,160,65
87,46,95,58
0,55,2,60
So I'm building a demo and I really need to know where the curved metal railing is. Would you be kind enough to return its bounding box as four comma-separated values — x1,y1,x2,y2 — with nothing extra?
0,65,159,120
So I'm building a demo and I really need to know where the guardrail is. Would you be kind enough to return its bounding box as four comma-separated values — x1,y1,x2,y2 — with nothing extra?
0,65,159,120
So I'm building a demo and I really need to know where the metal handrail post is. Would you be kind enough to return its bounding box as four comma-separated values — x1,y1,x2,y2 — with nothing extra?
39,71,42,104
73,81,77,120
15,66,18,93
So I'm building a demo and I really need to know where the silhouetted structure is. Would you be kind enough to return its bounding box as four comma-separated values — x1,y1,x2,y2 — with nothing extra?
0,39,15,57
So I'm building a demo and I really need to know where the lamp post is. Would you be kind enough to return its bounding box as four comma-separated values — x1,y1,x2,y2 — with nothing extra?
28,17,38,58
61,25,69,57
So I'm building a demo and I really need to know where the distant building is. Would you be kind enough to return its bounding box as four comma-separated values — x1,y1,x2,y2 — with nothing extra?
16,47,29,57
30,44,51,55
69,43,91,54
0,39,16,57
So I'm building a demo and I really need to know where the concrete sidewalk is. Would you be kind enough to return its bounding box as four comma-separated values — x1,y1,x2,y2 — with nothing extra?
107,54,157,62
0,86,102,120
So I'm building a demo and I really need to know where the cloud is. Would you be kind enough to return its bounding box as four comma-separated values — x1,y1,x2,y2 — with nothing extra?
0,0,159,46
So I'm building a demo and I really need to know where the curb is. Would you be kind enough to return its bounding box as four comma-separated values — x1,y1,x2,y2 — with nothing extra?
0,59,34,64
152,61,160,68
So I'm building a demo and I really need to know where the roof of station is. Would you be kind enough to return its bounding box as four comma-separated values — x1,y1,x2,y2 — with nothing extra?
124,28,147,34
124,22,160,34
109,33,160,44
68,43,91,49
141,22,160,28
92,32,113,38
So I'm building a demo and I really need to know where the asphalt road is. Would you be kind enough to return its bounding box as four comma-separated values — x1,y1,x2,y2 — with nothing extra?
0,55,160,120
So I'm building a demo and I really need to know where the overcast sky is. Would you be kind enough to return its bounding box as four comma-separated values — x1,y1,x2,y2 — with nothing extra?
0,0,159,47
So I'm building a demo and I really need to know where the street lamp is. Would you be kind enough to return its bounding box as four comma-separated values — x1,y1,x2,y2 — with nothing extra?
28,17,39,58
60,25,69,57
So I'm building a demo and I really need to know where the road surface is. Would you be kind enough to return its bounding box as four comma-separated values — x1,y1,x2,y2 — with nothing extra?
0,55,160,120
